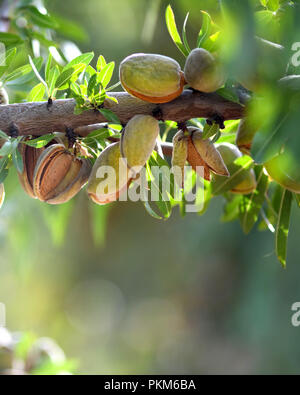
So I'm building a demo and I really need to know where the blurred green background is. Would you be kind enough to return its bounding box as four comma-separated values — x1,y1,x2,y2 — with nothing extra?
1,0,300,374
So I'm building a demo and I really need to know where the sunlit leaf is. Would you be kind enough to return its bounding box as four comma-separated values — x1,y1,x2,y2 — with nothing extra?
97,62,115,88
197,11,212,48
165,5,189,57
239,165,269,234
23,134,55,148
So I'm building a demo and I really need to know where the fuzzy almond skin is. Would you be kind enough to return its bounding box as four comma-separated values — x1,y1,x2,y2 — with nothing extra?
121,115,159,176
215,143,256,194
172,130,188,187
184,48,225,93
264,153,300,193
0,184,5,210
88,142,131,205
189,127,229,177
120,53,185,103
236,117,261,155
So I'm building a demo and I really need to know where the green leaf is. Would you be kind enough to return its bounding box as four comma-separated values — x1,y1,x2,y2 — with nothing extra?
211,156,254,195
197,11,212,48
62,52,94,72
165,5,189,57
0,33,23,47
28,55,48,89
45,53,53,84
147,153,172,219
202,123,220,139
87,74,97,97
0,48,17,78
23,134,55,148
216,87,240,104
4,57,43,84
239,165,269,234
4,64,33,82
182,13,191,54
267,0,280,12
0,130,8,140
143,200,163,220
97,55,106,71
12,148,23,173
198,179,212,215
97,62,115,88
50,13,88,42
0,140,14,156
47,66,60,97
294,193,300,207
0,156,9,183
222,194,243,222
26,83,46,102
275,188,292,267
23,6,58,29
55,64,85,89
99,109,120,124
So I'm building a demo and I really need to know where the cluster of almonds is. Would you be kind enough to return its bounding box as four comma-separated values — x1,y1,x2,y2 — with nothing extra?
2,48,260,207
87,114,160,204
119,48,225,104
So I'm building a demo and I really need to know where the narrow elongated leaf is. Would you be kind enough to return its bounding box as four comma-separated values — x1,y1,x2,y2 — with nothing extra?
55,64,85,89
45,53,53,84
239,165,269,234
165,5,189,57
99,109,120,124
197,11,212,48
143,200,163,220
4,57,43,83
62,52,94,72
0,48,17,78
222,194,243,222
4,64,32,82
12,148,23,173
182,13,191,54
48,66,60,96
202,123,219,139
275,188,292,267
0,156,9,183
0,33,23,47
28,55,47,89
23,134,55,148
97,62,115,88
211,156,254,195
0,140,14,156
26,83,46,102
23,6,58,28
97,55,106,71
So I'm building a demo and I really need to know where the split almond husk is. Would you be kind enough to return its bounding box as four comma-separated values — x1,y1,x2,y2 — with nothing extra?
33,144,91,204
18,143,46,199
172,130,188,187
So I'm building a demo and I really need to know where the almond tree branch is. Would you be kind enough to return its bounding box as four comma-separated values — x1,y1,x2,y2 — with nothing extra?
0,90,244,137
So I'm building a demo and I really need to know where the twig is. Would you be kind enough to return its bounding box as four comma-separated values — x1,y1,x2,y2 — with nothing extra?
0,90,244,136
